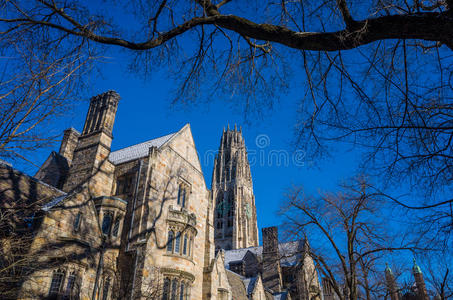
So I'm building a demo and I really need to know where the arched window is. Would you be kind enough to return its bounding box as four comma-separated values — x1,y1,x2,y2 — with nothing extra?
162,278,170,300
112,216,121,237
167,231,174,252
183,235,188,255
179,282,185,300
216,221,223,229
171,279,177,300
49,269,65,297
174,232,181,253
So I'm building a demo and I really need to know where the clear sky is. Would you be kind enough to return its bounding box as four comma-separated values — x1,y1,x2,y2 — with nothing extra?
21,46,362,243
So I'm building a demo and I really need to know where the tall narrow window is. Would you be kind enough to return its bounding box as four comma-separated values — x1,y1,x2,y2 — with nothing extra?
112,216,121,237
177,184,188,207
185,285,190,300
102,277,110,300
162,278,170,300
64,272,78,299
174,232,181,253
73,212,82,232
102,212,113,235
167,231,174,252
171,279,177,300
49,269,65,296
183,235,188,255
189,237,193,257
179,282,185,300
181,189,186,207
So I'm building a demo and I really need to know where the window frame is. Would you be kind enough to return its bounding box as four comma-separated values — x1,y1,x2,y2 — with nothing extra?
101,211,113,235
63,271,79,300
174,232,181,254
167,230,174,252
162,278,170,300
49,269,66,297
182,234,188,255
177,182,190,208
112,215,121,237
73,212,82,232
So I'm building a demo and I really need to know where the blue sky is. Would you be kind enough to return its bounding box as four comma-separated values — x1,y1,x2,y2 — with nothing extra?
21,47,362,242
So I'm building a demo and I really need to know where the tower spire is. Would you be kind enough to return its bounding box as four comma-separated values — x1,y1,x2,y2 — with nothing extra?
412,258,429,300
212,125,258,250
385,263,400,300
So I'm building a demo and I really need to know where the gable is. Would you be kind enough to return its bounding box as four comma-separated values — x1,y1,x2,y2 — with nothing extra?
164,124,203,173
226,270,248,300
35,151,69,189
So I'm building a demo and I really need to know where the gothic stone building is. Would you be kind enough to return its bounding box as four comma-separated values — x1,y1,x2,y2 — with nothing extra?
0,91,320,300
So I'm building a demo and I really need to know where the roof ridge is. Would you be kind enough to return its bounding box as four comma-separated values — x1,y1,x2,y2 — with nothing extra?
109,132,177,165
110,132,176,154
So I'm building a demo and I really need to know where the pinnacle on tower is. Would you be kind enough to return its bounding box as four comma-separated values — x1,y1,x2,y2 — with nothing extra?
413,258,422,274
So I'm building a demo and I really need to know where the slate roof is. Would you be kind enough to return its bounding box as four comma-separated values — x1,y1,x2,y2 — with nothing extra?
109,132,176,164
225,270,248,300
224,240,305,269
242,276,258,295
273,291,289,300
42,194,68,211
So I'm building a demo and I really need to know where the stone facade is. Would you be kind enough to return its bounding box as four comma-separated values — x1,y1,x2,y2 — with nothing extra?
212,127,259,250
1,91,321,300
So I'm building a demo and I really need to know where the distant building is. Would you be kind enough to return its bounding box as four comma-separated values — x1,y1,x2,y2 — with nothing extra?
387,260,432,300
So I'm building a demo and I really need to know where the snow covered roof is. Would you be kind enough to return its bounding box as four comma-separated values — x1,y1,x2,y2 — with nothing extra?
42,194,68,211
224,240,305,269
273,291,289,300
242,276,258,295
109,132,176,164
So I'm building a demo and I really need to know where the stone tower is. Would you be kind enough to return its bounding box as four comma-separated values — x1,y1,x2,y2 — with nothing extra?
385,264,401,300
412,259,429,300
62,91,120,196
212,125,259,250
262,227,283,293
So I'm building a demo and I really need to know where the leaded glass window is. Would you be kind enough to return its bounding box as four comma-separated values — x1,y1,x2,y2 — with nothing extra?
174,233,181,253
49,269,65,296
183,235,188,255
167,231,174,252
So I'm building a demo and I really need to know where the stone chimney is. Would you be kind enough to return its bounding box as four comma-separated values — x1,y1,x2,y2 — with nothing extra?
262,226,283,293
58,128,80,163
62,91,120,196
